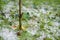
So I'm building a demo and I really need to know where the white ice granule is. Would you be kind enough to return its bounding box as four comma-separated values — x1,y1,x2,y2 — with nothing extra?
40,7,47,14
26,25,40,35
3,1,14,13
5,14,10,18
53,22,60,26
0,28,18,40
36,32,46,40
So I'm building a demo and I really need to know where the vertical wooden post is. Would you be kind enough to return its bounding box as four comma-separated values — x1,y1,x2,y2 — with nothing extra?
19,0,22,30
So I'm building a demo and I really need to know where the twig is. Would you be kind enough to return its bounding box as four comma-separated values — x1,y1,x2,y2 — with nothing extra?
19,0,22,30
